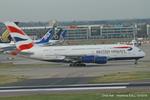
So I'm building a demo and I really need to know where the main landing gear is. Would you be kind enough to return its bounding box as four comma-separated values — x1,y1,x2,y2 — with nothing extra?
69,62,86,67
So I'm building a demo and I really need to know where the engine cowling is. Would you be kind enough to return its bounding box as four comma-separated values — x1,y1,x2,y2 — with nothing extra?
81,55,107,64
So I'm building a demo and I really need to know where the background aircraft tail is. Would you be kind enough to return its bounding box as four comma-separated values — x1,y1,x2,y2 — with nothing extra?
4,22,33,51
35,28,66,45
35,29,53,44
60,30,67,40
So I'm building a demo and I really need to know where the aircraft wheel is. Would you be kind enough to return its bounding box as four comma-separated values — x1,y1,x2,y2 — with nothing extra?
69,63,73,67
80,63,86,67
135,59,138,64
69,63,86,67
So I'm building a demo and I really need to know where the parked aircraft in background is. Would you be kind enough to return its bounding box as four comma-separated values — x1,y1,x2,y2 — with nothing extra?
34,28,66,46
0,29,52,48
5,22,145,66
0,26,66,51
34,29,53,45
0,41,14,52
47,29,66,45
0,29,52,51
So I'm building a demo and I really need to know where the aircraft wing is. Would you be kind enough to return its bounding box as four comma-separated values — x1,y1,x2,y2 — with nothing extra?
62,54,90,63
0,46,16,53
60,54,108,64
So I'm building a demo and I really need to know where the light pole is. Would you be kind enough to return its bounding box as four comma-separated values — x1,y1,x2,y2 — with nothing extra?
147,24,149,39
100,25,103,38
134,24,137,40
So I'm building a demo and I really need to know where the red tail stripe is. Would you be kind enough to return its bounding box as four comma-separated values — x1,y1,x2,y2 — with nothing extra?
19,43,33,50
7,26,25,35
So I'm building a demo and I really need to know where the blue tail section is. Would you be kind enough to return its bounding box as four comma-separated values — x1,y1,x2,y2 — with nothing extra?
60,30,67,40
35,28,66,45
35,29,53,44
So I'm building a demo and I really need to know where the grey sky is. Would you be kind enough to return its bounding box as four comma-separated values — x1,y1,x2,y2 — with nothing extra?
0,0,149,22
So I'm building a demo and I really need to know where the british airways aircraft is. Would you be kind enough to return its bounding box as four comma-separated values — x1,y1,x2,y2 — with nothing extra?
5,22,145,66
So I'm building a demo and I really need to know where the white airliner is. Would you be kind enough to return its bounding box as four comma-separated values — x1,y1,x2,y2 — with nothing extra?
0,41,15,51
4,22,145,66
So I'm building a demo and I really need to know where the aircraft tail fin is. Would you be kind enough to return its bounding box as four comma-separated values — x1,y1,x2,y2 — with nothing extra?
52,28,66,40
60,30,67,40
4,22,34,51
35,29,53,44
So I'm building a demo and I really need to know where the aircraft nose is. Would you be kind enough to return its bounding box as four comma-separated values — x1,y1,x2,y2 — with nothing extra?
143,51,146,57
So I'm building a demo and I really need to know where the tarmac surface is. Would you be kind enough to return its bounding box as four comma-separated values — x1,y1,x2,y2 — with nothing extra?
0,82,149,96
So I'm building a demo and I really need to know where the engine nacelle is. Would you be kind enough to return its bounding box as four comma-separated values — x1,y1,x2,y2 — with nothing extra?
81,55,107,64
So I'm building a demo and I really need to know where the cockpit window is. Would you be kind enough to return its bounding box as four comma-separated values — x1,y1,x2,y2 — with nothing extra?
138,49,142,52
127,47,133,51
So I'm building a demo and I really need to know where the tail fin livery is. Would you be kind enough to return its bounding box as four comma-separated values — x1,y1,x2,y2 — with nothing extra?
4,22,33,51
35,29,53,44
52,28,66,40
60,30,66,40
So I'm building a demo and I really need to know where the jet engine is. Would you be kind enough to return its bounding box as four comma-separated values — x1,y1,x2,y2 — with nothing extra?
81,55,107,64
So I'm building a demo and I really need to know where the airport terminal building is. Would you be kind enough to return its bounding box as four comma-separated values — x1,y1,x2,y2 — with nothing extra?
65,25,136,40
22,24,137,40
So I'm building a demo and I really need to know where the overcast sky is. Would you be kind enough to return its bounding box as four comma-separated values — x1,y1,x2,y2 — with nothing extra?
0,0,149,22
